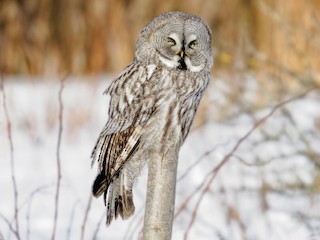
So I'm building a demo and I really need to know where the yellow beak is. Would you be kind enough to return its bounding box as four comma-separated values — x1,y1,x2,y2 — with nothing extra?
179,50,185,58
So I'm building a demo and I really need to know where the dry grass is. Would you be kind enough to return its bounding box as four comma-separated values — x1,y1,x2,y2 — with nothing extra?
0,0,319,83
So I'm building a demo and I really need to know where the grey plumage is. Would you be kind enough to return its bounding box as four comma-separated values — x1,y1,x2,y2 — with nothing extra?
91,11,213,226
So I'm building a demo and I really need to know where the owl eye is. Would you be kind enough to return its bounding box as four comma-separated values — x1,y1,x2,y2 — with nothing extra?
188,40,197,49
167,37,176,46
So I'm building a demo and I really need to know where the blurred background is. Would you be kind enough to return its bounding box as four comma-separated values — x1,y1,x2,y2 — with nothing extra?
1,0,319,78
1,0,320,240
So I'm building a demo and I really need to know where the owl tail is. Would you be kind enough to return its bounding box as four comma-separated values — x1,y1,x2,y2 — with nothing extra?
104,171,135,226
92,173,108,198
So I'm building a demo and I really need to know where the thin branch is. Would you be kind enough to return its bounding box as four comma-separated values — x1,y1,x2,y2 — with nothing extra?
176,87,318,219
177,140,230,182
0,214,19,238
92,213,105,240
80,194,92,240
0,184,54,240
1,75,20,240
182,87,318,239
65,200,79,240
51,76,66,240
234,154,273,167
25,184,54,240
20,184,55,209
174,165,213,218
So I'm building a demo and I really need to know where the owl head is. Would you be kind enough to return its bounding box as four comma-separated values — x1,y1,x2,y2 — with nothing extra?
135,11,213,72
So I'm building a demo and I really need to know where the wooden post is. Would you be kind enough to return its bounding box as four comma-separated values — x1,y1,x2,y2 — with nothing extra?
143,150,178,240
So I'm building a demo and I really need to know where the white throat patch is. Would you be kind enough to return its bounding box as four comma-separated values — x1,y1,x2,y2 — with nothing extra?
185,57,205,72
159,56,180,68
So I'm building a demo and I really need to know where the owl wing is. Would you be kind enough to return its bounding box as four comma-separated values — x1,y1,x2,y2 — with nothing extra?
91,62,158,198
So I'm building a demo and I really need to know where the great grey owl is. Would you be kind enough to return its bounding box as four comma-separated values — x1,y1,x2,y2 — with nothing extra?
91,11,213,225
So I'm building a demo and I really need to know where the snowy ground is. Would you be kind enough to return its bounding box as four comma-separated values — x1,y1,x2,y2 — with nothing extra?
1,75,320,240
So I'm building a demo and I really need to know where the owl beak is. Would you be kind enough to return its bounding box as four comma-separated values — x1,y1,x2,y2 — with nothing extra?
178,47,187,70
178,51,187,70
179,50,185,58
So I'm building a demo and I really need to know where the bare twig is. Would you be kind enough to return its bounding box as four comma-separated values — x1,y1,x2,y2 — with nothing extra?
66,200,79,240
0,214,19,238
25,184,54,240
177,140,230,182
182,87,318,239
1,75,20,240
80,194,92,240
234,154,273,167
92,213,105,240
51,76,66,240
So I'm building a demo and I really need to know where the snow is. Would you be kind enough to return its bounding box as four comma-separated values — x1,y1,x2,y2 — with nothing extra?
1,75,320,240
